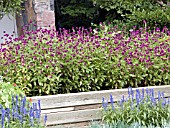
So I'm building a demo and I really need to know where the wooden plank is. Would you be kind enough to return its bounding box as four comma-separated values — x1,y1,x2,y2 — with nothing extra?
74,104,101,111
41,107,74,114
42,97,170,126
27,85,170,109
40,108,102,125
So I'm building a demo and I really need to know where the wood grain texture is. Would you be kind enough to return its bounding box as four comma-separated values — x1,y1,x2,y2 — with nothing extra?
41,108,102,125
28,85,170,109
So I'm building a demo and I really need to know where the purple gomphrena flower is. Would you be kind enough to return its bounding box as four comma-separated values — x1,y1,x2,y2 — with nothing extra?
1,109,6,128
110,94,114,110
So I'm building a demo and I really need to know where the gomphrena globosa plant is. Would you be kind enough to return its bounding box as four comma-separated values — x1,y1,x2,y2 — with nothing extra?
102,87,170,127
0,23,170,96
0,95,47,128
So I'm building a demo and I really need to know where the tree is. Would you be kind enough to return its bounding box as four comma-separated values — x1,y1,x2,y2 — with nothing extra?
0,0,25,19
0,0,36,37
89,0,170,30
16,0,37,37
54,0,106,30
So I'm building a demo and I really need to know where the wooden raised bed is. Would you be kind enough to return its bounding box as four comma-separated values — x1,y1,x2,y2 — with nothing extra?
28,85,170,128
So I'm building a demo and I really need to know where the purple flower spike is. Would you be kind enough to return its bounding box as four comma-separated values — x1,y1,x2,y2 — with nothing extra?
1,109,6,128
128,87,132,97
102,97,108,111
110,94,114,110
44,114,48,126
158,91,161,101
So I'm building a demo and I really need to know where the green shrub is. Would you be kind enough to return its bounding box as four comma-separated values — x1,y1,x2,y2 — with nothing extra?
0,0,24,18
90,0,170,30
102,87,170,127
0,78,26,108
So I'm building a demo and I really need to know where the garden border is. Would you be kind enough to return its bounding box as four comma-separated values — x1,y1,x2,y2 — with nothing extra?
27,85,170,128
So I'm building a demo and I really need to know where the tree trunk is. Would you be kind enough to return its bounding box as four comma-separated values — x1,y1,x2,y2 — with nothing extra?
16,13,24,37
16,0,37,37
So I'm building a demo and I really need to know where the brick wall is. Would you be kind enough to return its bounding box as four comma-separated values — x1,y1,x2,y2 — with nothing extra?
34,0,55,30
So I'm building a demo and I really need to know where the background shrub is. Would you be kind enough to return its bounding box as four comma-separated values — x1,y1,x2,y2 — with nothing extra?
86,0,170,31
55,0,170,31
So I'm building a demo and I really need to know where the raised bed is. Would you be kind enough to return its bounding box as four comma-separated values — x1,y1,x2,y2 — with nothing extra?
27,85,170,128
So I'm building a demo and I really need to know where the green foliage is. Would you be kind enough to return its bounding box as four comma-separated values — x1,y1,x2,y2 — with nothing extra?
55,0,102,29
90,0,170,30
102,88,170,127
56,0,170,30
61,0,95,18
0,0,25,18
0,81,25,108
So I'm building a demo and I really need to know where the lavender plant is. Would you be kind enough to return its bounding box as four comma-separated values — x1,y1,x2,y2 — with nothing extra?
102,88,170,127
0,95,47,128
0,23,170,96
